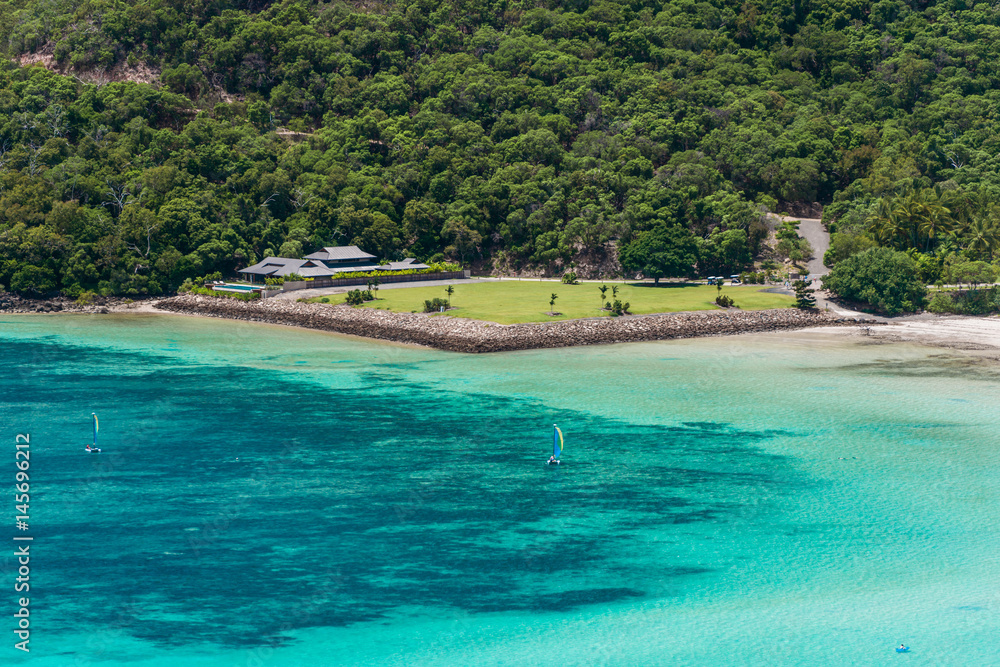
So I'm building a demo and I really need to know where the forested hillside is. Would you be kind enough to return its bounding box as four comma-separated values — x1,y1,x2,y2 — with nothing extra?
2,0,1000,296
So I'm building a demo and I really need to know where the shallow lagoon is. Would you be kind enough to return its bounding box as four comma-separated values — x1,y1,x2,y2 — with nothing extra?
2,314,999,666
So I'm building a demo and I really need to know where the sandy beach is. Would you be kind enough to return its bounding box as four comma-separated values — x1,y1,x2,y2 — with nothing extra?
850,316,1000,351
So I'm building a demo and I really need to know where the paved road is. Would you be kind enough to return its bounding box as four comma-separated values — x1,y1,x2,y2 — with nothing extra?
793,217,830,277
770,214,830,277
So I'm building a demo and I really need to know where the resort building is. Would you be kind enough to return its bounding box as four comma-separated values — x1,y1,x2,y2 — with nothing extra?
238,246,429,282
303,246,377,267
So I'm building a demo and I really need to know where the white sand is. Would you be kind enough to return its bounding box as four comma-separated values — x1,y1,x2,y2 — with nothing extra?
808,316,1000,353
868,316,1000,350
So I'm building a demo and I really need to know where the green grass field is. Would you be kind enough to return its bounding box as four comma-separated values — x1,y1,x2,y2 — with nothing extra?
305,280,795,324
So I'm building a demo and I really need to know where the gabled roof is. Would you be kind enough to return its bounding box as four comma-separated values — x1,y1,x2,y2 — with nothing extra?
384,259,430,271
239,255,433,278
321,259,431,274
303,245,377,262
238,257,336,278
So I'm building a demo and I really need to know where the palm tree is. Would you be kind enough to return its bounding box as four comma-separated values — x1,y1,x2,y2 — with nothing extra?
890,194,923,250
916,201,954,252
549,293,558,313
445,285,455,307
964,216,1000,260
870,189,958,252
868,197,904,247
937,185,972,224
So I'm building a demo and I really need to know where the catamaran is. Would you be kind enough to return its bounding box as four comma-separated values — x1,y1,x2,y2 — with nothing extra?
86,413,101,453
547,424,563,465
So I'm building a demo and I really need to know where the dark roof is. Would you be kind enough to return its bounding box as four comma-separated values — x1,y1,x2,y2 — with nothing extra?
325,259,430,274
239,255,431,278
386,259,430,271
303,245,376,262
238,258,336,278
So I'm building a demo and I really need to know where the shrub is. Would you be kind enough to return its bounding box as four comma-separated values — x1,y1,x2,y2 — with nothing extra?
285,273,305,282
191,272,223,289
927,287,999,315
423,297,450,312
76,290,98,305
716,294,735,308
926,291,956,314
190,286,260,300
344,289,373,305
739,271,766,284
425,262,463,272
822,247,927,316
608,299,631,315
561,271,578,284
317,264,463,281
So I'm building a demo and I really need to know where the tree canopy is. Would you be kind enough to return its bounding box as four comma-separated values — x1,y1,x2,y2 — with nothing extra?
619,223,699,283
822,247,927,315
2,0,1000,296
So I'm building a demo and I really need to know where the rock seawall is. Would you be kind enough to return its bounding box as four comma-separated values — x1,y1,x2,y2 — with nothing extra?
154,293,868,353
0,293,152,314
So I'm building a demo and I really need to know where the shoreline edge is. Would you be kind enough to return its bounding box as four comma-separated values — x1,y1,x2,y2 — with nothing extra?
153,294,871,353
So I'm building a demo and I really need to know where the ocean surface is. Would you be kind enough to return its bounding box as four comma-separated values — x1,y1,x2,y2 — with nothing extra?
2,313,999,666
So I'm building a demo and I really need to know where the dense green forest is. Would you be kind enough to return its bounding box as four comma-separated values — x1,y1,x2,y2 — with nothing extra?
2,0,1000,297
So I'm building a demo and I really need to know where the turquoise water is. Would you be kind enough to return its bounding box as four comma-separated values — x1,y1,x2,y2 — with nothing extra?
2,314,1000,665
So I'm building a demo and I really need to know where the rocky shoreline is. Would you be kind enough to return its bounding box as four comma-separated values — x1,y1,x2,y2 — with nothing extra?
153,293,872,353
0,293,160,314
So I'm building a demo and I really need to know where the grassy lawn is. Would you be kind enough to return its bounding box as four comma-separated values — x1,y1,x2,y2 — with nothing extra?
305,281,795,324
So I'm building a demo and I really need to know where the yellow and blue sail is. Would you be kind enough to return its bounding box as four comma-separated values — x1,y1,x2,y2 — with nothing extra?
553,425,563,459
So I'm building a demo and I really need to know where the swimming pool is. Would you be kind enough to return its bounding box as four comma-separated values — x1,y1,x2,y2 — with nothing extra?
211,283,263,292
